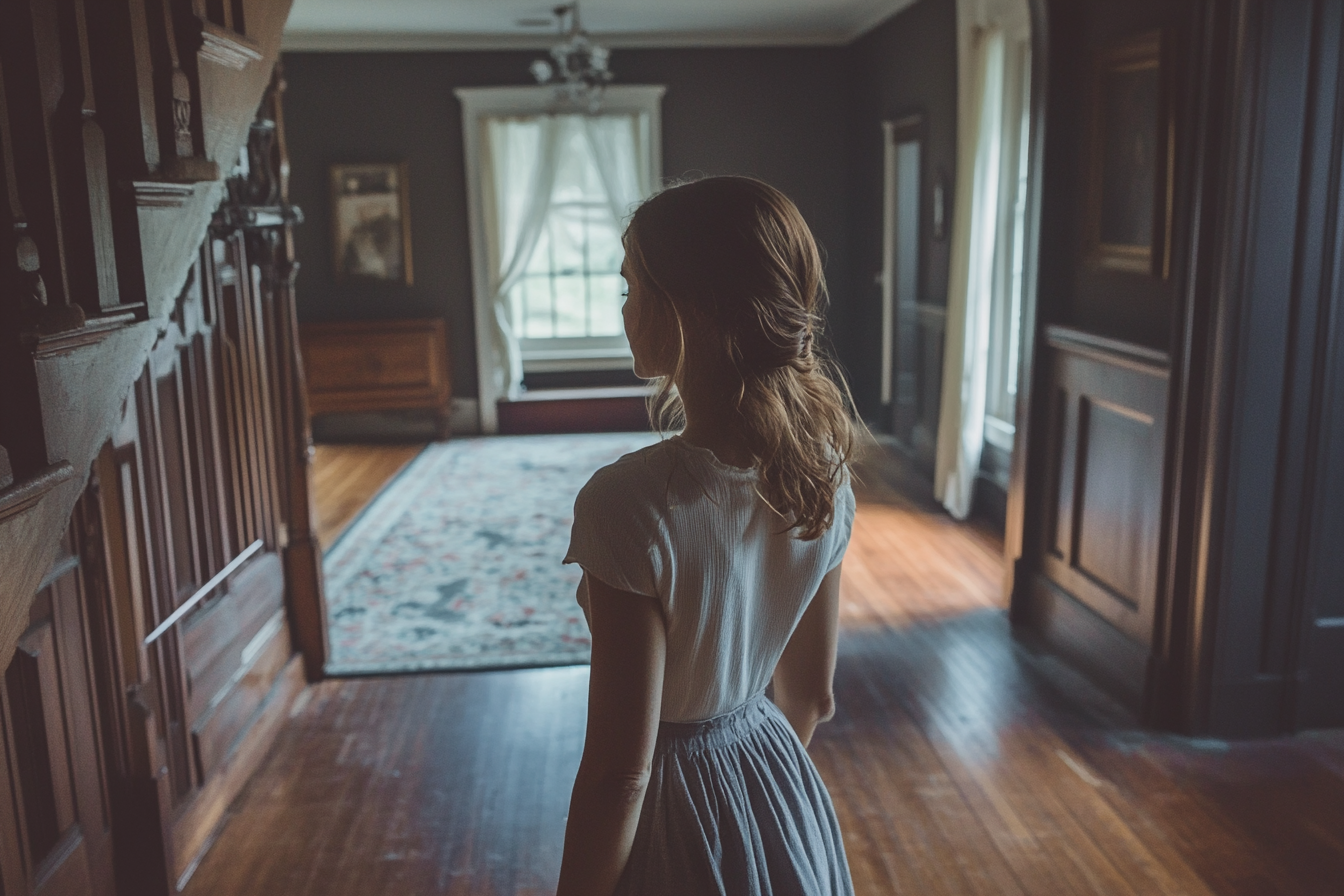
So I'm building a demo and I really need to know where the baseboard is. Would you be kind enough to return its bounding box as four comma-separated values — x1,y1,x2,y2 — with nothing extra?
450,398,481,434
972,475,1008,532
170,654,306,891
311,398,480,442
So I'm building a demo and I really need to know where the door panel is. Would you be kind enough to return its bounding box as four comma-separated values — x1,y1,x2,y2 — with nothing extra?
1039,334,1168,644
0,540,114,896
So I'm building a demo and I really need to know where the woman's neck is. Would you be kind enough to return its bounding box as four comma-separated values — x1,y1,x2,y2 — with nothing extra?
675,364,755,469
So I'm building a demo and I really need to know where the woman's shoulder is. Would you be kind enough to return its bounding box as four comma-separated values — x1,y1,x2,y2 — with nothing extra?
575,440,677,512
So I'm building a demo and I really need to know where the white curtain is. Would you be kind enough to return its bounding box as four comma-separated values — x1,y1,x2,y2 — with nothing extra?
934,22,1006,519
583,113,651,227
481,115,563,401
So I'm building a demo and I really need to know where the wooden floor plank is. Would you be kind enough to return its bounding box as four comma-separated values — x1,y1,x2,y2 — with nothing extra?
181,441,1344,896
311,443,425,549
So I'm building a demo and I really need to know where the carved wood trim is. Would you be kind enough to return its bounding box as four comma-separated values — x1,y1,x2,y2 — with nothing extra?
29,309,139,359
129,179,195,208
0,463,75,524
198,20,262,70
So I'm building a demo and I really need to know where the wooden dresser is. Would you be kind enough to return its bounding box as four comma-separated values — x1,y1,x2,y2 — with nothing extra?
300,319,452,438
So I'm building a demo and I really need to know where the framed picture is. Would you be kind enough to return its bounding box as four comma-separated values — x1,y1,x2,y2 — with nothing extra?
330,162,413,285
1085,31,1174,277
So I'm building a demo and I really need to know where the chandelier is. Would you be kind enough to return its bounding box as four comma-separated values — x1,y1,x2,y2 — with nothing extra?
528,3,613,112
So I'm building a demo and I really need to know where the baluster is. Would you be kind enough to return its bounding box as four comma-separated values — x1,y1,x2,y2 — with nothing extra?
152,0,217,182
0,14,61,481
55,0,123,315
1,61,50,328
0,0,85,335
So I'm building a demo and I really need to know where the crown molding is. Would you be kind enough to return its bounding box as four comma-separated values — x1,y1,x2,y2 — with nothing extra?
280,0,921,53
845,0,923,40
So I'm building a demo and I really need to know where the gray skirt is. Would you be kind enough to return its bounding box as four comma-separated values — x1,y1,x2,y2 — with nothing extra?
616,694,855,896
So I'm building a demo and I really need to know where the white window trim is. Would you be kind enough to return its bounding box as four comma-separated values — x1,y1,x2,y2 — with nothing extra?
456,85,665,433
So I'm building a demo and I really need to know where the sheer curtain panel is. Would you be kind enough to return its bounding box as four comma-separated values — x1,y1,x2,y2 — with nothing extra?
481,116,563,403
583,113,653,226
934,20,1006,519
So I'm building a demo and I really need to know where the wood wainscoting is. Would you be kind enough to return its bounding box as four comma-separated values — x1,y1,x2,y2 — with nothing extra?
300,319,452,439
0,72,320,896
1020,326,1170,710
0,526,116,896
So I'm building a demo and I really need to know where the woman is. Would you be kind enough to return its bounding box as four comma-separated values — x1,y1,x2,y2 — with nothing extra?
558,176,858,896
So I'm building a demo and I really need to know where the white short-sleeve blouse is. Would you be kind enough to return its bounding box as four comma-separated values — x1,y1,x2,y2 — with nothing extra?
564,436,855,723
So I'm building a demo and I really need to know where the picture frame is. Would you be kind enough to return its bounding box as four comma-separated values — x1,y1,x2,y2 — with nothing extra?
329,162,414,285
1084,31,1174,278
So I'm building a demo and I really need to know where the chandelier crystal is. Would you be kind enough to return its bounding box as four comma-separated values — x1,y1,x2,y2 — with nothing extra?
528,3,613,113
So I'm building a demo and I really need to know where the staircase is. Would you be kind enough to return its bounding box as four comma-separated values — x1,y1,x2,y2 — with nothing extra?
0,2,319,893
1,0,291,691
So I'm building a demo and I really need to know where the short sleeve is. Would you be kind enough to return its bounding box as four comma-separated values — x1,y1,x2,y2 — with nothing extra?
826,477,856,571
563,465,664,600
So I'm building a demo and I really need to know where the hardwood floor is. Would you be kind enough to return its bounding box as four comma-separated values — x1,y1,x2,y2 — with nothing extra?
310,443,426,549
182,442,1344,896
841,453,1005,629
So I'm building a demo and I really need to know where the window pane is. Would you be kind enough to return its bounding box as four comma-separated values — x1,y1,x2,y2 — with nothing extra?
553,275,588,337
588,274,625,336
516,276,553,339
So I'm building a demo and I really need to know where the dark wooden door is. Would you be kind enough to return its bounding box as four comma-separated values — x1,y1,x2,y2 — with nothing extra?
0,533,114,896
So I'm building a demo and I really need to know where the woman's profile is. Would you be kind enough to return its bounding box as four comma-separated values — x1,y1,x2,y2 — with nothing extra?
557,175,858,896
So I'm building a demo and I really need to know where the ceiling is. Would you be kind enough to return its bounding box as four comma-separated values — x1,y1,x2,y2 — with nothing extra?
282,0,921,51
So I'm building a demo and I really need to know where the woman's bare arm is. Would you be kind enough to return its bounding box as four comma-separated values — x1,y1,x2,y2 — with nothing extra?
556,572,666,896
771,564,842,747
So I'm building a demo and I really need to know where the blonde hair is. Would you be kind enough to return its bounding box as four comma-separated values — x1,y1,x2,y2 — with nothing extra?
624,176,858,540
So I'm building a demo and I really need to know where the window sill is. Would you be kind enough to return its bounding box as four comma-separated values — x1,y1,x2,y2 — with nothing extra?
507,384,655,403
984,415,1017,452
521,350,634,374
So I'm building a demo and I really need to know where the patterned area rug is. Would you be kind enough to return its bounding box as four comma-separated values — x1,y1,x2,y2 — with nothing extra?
323,432,660,675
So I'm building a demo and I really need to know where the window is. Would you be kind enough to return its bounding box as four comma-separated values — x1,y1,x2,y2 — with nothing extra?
457,86,664,433
511,116,633,372
984,36,1032,451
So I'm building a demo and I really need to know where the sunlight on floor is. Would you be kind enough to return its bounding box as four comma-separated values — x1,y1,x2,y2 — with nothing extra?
841,452,1006,631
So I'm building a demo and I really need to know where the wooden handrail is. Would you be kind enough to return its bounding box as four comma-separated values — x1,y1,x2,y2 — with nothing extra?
143,539,264,645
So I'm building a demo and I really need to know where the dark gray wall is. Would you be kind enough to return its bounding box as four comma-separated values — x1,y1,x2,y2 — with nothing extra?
282,48,850,397
844,0,959,417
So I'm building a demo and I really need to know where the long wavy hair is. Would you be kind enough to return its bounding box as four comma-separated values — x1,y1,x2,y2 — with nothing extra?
623,176,858,540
